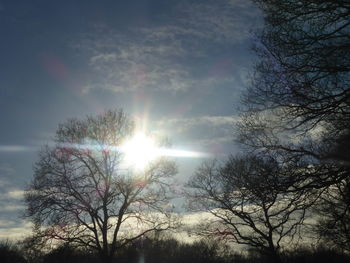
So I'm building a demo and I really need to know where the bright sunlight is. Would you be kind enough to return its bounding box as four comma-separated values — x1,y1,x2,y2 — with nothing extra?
121,133,159,170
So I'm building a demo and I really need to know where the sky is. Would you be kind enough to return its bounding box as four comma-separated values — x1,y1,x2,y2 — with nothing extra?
0,0,261,240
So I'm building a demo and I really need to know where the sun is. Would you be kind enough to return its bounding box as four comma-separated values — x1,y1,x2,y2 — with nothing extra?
121,133,159,170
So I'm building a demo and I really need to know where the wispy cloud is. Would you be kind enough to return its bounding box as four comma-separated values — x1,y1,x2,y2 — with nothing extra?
76,0,259,94
0,188,26,203
156,115,237,128
0,204,26,212
0,219,16,228
0,145,34,152
176,0,260,44
154,115,237,136
152,115,237,156
6,189,26,200
0,163,15,175
0,220,32,240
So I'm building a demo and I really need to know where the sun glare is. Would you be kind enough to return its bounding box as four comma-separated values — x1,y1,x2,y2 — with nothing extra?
59,133,209,171
122,133,159,170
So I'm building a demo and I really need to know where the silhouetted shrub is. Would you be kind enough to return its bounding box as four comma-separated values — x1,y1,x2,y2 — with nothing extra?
0,241,27,263
42,244,99,263
283,246,350,263
3,236,350,263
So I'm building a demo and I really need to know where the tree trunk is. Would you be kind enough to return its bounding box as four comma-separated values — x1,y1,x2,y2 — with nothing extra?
267,235,282,263
267,249,282,263
99,251,114,263
271,253,282,263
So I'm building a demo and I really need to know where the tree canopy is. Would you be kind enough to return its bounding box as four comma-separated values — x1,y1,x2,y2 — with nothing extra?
187,155,315,263
237,0,350,189
236,0,350,252
25,110,178,263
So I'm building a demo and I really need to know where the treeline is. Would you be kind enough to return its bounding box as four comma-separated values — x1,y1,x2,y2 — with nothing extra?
1,237,350,263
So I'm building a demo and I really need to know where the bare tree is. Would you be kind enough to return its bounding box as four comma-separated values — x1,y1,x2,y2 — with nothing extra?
187,155,316,263
233,1,350,252
25,110,178,263
247,0,350,128
314,179,350,253
19,224,48,263
237,111,350,191
237,0,350,187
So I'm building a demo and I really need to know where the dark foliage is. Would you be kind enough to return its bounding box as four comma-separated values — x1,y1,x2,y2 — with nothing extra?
42,244,99,263
2,237,350,263
0,241,27,263
283,246,350,263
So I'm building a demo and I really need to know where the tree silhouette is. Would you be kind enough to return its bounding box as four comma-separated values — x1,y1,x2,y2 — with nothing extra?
235,1,350,251
247,0,350,129
237,0,350,189
19,224,47,263
25,110,178,263
0,241,27,263
314,179,350,252
186,155,315,263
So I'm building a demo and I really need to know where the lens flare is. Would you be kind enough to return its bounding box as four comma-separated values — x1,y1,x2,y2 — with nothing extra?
57,133,209,171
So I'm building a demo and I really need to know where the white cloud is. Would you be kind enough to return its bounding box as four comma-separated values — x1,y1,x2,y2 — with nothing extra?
152,115,237,156
6,189,26,200
0,221,32,241
0,204,26,212
0,188,26,200
0,145,33,152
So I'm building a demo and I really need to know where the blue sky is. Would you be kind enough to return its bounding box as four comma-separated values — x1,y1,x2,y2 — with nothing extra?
0,0,261,239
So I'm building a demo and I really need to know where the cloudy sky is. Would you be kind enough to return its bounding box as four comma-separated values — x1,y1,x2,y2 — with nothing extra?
0,0,261,239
